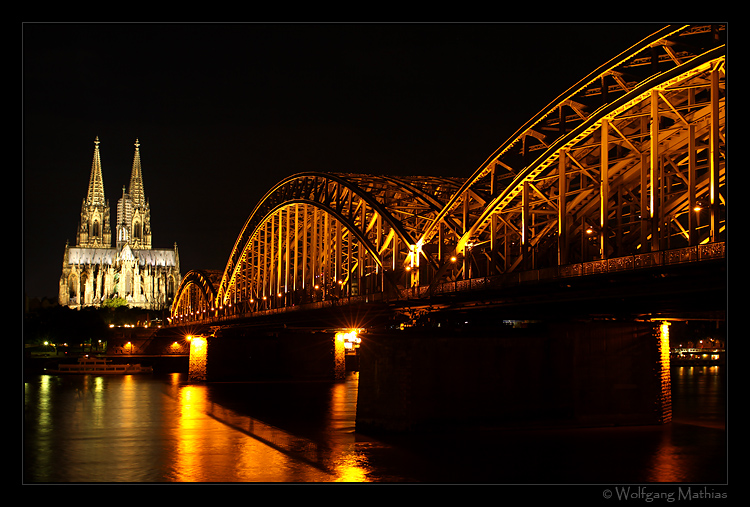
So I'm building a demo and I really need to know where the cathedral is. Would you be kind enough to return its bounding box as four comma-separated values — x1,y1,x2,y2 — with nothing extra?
59,137,182,310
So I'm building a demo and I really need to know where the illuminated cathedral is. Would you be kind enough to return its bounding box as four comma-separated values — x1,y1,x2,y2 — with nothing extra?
59,137,182,310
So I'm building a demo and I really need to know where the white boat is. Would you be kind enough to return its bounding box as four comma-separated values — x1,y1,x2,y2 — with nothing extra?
46,356,153,375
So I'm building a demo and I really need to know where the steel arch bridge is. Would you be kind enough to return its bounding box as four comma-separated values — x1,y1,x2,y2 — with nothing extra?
171,24,726,324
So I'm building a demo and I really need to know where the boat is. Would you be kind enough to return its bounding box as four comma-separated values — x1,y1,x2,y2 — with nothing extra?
45,356,153,375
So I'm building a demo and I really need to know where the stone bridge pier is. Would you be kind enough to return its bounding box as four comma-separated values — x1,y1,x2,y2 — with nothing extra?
186,327,347,383
355,319,672,433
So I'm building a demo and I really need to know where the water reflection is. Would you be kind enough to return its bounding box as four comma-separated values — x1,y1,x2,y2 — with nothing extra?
671,366,726,429
166,380,325,481
25,373,351,482
165,378,335,481
646,426,692,483
24,366,725,483
25,374,168,481
641,365,726,483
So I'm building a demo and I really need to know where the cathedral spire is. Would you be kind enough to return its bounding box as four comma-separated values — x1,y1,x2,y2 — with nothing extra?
86,136,106,207
128,138,146,208
77,136,111,248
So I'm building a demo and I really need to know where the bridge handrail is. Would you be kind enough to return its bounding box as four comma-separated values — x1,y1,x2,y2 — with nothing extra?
426,243,725,298
172,243,723,325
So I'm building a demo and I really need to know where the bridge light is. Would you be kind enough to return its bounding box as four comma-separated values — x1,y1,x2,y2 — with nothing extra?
450,256,457,263
335,329,362,350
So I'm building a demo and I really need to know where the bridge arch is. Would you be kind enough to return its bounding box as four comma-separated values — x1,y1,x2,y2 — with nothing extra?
214,171,465,309
421,24,725,286
171,269,222,322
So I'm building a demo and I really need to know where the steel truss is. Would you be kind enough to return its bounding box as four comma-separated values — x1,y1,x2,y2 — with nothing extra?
171,269,222,322
422,24,725,289
206,172,465,312
172,24,726,322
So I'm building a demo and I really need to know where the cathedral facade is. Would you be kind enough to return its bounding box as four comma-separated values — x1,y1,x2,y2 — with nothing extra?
59,137,182,310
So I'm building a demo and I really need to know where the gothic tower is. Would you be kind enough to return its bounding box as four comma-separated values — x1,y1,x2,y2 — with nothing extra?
76,137,112,248
116,139,152,250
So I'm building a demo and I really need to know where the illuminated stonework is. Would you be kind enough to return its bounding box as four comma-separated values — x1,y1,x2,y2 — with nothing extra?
187,335,208,382
59,137,182,310
333,332,348,380
656,321,673,423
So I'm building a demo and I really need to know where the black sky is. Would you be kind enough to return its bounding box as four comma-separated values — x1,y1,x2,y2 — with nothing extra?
23,22,662,300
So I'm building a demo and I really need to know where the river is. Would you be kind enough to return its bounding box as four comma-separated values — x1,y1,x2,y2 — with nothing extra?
23,365,726,484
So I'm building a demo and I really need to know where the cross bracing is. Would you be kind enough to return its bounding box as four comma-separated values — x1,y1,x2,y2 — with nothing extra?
212,172,468,309
420,24,725,289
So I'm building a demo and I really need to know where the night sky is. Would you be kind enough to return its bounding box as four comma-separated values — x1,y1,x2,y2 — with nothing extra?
23,22,662,300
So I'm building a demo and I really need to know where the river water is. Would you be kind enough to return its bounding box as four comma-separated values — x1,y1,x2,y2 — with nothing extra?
23,365,726,484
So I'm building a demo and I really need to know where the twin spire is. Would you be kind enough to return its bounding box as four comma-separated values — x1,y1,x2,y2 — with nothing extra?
80,136,151,250
85,136,146,209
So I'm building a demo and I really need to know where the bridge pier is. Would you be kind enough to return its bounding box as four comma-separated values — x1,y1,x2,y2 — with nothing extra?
187,328,346,382
356,319,672,433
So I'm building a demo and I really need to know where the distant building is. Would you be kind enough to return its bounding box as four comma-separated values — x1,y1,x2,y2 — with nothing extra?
59,137,181,310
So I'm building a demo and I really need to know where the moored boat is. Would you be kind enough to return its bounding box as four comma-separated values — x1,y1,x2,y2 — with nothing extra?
45,356,153,375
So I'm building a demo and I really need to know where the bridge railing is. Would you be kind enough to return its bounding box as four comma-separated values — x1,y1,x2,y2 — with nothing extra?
174,242,724,326
179,291,391,325
409,242,725,300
